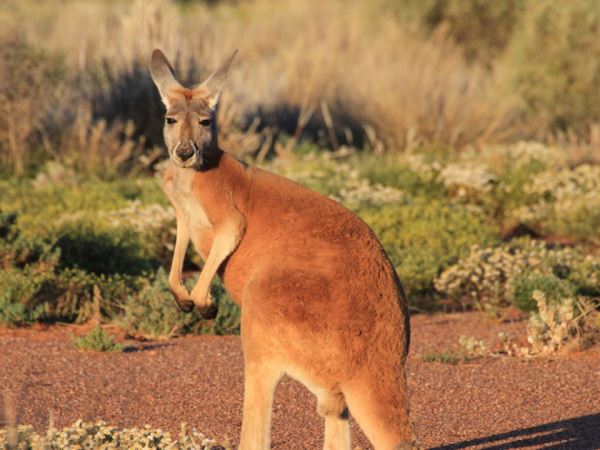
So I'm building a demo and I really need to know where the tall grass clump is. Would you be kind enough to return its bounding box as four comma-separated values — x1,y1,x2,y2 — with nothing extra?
0,35,64,175
0,0,525,169
500,0,600,134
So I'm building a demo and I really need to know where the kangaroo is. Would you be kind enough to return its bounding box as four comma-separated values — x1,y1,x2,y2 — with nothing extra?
150,49,417,450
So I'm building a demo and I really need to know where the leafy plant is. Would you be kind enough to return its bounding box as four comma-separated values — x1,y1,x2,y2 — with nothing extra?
361,199,499,305
510,274,575,313
119,269,240,338
435,238,599,310
422,350,463,364
73,326,124,352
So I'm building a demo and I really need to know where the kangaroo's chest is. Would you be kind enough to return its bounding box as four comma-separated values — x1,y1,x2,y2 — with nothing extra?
172,171,213,257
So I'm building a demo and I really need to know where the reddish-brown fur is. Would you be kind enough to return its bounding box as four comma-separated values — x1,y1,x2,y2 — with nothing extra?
151,49,417,450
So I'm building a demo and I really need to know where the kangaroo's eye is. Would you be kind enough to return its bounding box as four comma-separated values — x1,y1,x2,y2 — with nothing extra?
199,119,211,127
166,117,177,125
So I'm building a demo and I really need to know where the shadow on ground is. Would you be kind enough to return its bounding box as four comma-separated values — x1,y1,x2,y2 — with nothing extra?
431,413,600,449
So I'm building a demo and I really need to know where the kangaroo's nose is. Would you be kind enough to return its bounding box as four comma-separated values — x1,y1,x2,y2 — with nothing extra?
176,145,194,162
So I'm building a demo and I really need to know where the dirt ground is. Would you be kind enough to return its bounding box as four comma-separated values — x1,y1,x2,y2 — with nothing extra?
1,312,599,449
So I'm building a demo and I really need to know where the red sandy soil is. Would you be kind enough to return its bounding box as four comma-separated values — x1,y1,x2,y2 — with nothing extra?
1,312,599,449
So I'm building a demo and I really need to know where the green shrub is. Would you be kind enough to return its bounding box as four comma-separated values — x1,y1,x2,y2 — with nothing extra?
0,268,50,326
55,220,158,276
0,177,167,239
513,164,600,244
73,326,124,352
436,238,600,310
43,269,139,323
119,268,201,338
361,199,499,305
356,153,447,199
421,350,462,364
0,210,57,269
119,269,240,338
510,274,576,313
500,0,600,132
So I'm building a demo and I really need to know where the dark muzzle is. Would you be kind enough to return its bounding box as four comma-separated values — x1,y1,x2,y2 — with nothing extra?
176,146,195,162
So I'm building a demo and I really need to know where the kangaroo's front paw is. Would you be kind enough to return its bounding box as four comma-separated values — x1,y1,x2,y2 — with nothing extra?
198,302,218,319
177,299,196,313
190,291,218,319
168,282,194,313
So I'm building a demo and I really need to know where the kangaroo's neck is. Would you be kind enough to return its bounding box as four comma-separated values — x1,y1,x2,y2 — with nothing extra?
170,149,252,210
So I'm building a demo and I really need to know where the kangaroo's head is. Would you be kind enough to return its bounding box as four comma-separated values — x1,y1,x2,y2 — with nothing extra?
150,49,237,169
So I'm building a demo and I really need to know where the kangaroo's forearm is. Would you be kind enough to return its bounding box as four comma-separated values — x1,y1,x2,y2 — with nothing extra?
190,214,245,307
168,218,191,296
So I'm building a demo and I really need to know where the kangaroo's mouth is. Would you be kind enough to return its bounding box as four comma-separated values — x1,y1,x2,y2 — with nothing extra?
171,140,201,168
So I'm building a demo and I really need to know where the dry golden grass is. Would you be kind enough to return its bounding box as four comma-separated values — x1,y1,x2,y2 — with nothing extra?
0,0,597,175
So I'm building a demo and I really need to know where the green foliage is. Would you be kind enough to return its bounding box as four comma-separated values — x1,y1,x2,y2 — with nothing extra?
360,199,499,303
0,209,57,269
356,154,447,199
0,285,46,326
55,220,157,276
422,350,462,364
513,164,600,244
436,238,600,310
119,268,201,338
0,177,167,238
119,269,240,338
510,274,576,313
501,0,600,132
72,326,124,352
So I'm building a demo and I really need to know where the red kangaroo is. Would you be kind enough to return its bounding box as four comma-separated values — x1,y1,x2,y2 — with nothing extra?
150,48,417,450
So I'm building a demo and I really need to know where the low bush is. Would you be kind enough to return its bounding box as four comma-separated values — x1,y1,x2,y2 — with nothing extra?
514,164,600,244
54,220,157,276
435,238,600,310
119,269,240,338
526,291,599,355
361,199,499,305
72,326,124,352
421,350,463,365
354,153,447,199
510,274,576,313
0,266,51,326
119,268,202,338
0,421,221,449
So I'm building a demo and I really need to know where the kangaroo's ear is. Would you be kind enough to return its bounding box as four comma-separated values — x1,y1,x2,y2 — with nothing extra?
150,49,183,106
195,50,238,109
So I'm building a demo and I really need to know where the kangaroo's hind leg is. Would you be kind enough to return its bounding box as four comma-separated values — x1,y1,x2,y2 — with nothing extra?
239,287,283,450
317,387,351,450
239,358,282,450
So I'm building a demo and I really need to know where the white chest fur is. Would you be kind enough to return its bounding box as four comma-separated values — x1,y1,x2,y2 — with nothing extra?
171,167,212,258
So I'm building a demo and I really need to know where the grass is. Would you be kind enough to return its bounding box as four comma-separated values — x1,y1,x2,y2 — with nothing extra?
421,350,464,365
1,0,599,177
72,326,124,352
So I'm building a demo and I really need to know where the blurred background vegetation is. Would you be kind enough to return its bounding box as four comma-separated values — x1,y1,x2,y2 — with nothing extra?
0,0,598,346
